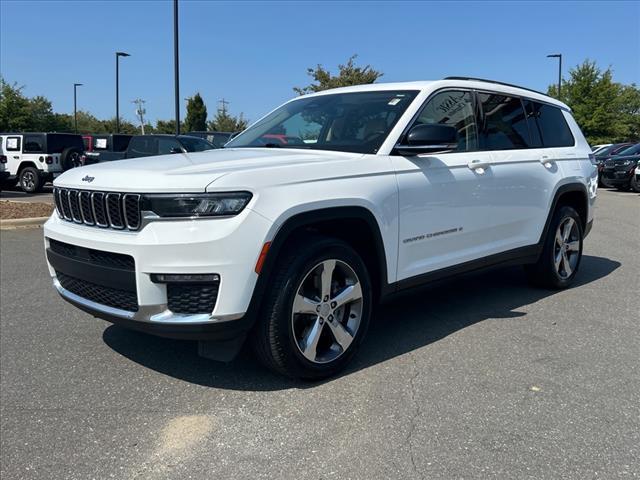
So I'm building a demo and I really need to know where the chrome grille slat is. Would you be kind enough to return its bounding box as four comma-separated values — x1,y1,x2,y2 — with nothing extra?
55,188,140,231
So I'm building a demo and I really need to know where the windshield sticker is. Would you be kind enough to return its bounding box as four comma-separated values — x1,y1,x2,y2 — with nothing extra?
388,98,401,106
95,138,107,149
7,138,18,149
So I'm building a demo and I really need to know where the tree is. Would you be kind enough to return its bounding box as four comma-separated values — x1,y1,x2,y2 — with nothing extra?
208,105,248,132
155,119,185,134
0,77,33,131
184,92,208,132
547,60,640,144
294,54,383,95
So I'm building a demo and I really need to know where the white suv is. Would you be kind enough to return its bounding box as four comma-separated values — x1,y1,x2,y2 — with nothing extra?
0,133,84,192
44,78,597,379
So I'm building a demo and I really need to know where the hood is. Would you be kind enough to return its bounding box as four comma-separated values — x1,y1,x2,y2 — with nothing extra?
54,148,359,192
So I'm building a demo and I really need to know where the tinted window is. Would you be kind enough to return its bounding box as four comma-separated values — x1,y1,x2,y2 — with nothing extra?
522,100,543,147
178,136,216,152
412,90,478,151
128,136,157,156
615,143,640,156
157,137,182,155
112,135,132,152
477,93,530,150
46,134,84,153
529,102,574,147
23,134,45,153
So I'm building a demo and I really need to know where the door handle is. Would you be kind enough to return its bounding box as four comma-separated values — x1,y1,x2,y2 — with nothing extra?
468,159,490,173
540,156,554,169
13,156,19,159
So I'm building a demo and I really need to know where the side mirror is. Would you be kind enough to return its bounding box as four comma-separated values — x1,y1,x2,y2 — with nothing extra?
170,146,182,154
395,124,458,156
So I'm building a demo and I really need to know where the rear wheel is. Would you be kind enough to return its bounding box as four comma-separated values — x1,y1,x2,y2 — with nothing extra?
526,206,583,289
19,167,43,193
252,235,372,379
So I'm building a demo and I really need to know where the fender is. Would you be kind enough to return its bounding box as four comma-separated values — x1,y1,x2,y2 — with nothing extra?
538,182,589,246
242,206,390,326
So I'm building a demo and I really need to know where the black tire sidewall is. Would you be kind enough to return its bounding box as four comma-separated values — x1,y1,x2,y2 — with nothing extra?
19,167,41,193
61,147,81,171
261,237,373,379
543,206,583,288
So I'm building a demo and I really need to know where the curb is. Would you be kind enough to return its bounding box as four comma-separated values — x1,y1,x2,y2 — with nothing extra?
0,217,49,230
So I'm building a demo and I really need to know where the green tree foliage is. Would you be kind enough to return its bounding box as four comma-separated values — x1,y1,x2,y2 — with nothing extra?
155,119,185,134
1,77,39,131
294,54,383,95
208,109,248,132
547,60,640,144
184,92,208,132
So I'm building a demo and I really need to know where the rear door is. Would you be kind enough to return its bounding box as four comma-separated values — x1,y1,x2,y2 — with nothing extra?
476,93,565,249
4,135,23,175
22,134,46,171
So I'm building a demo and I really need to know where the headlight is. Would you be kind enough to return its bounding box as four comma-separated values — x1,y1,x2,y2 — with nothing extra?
622,160,632,166
142,192,252,218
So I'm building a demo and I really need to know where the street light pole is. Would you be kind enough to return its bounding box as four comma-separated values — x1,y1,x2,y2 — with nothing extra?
547,53,562,97
73,83,83,134
173,0,180,135
115,51,130,133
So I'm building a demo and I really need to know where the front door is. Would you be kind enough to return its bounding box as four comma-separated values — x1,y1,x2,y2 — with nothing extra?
392,89,498,281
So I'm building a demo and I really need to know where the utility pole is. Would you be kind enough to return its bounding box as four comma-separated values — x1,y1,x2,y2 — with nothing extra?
173,0,180,135
132,99,146,135
218,98,230,114
73,83,83,133
115,51,131,133
547,53,562,97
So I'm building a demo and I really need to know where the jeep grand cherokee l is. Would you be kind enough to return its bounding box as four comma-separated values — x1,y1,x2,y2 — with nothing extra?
44,78,597,379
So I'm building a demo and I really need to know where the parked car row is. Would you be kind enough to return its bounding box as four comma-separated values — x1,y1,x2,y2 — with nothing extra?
0,131,222,192
600,143,640,192
591,142,637,188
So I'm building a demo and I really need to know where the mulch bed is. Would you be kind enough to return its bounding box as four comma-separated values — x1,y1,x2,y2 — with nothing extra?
0,200,55,220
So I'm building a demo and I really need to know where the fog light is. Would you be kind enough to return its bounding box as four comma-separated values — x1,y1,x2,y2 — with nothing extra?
151,273,220,283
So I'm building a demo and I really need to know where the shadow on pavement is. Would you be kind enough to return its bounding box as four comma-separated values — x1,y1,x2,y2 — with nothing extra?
102,255,620,391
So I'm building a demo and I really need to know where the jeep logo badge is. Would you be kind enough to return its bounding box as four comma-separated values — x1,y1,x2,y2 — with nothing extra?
81,175,95,183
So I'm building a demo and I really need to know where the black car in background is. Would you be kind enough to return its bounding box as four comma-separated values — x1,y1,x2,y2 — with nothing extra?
80,134,217,163
82,134,133,165
594,142,634,186
186,131,235,148
602,143,640,192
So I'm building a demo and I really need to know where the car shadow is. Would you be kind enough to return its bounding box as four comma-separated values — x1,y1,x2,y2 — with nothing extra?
102,255,620,391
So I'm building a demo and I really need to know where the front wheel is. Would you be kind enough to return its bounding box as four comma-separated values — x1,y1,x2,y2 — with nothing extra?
252,235,372,379
630,174,640,193
525,206,583,289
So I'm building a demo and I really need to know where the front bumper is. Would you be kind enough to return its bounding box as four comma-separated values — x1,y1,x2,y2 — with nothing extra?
603,168,634,185
43,208,273,339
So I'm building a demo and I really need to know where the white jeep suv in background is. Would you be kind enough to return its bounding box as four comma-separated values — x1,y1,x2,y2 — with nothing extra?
44,78,597,379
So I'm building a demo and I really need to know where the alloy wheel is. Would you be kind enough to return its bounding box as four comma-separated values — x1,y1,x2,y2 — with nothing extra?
22,172,35,191
291,259,363,364
554,217,580,279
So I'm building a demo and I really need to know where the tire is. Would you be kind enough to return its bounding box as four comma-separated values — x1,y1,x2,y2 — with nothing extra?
61,147,82,171
525,206,583,289
19,167,43,193
616,181,631,192
252,235,373,379
600,177,613,188
631,175,640,193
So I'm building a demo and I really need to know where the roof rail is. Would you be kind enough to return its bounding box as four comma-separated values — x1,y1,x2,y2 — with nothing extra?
443,76,550,98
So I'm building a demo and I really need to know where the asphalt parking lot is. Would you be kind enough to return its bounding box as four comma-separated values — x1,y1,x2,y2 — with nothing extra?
1,188,638,479
0,184,54,204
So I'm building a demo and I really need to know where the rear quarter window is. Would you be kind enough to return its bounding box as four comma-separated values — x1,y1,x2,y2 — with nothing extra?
529,102,575,148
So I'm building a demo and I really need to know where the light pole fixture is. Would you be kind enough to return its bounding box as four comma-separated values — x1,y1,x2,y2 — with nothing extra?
115,51,131,133
73,83,83,133
547,53,562,97
173,0,180,135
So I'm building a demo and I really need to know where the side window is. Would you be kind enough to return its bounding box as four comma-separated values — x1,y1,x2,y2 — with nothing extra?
529,102,575,147
5,136,21,152
412,90,478,151
23,135,45,153
128,137,157,156
157,137,182,154
477,93,530,150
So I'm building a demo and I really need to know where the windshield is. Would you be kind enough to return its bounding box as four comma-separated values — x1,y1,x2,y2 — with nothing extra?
226,90,419,154
615,143,640,156
178,136,216,152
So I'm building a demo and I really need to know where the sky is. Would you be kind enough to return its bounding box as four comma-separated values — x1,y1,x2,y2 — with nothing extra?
1,0,639,126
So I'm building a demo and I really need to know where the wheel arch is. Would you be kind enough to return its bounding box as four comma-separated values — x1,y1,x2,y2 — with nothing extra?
17,161,39,174
245,206,390,325
539,182,589,245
